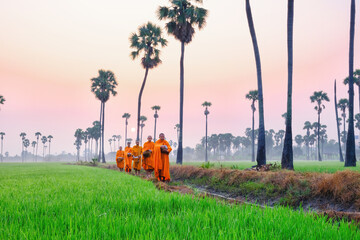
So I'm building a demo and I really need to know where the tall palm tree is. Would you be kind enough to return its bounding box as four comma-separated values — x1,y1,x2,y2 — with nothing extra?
20,132,26,162
0,95,5,110
41,136,47,160
310,91,329,161
294,135,303,148
116,135,121,148
130,22,167,142
151,106,160,141
303,121,312,160
87,127,94,160
0,132,5,162
245,0,266,166
23,139,30,161
245,90,258,162
31,140,36,161
35,132,41,162
74,129,83,162
92,121,101,158
91,70,118,163
282,0,295,170
140,116,147,145
345,0,357,167
338,98,349,147
174,123,180,142
47,135,53,158
334,80,344,162
158,0,208,165
83,131,89,161
108,138,113,152
122,113,131,147
202,101,212,162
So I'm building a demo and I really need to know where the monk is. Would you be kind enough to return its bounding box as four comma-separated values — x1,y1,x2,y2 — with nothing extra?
115,146,125,171
153,133,172,182
125,142,133,173
142,135,155,177
132,141,142,175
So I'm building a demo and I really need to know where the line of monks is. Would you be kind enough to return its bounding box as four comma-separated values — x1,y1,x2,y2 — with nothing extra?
115,133,172,182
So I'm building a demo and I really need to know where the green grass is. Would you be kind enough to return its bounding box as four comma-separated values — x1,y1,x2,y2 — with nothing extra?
0,163,359,239
183,160,360,173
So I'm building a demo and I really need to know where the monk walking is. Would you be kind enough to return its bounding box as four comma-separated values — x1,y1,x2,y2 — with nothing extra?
142,135,155,178
132,140,142,175
115,146,125,171
125,142,133,173
154,133,172,182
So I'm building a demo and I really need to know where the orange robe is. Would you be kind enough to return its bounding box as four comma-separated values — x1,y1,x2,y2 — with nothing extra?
115,150,125,169
132,145,142,171
142,141,155,170
154,139,172,181
125,146,133,172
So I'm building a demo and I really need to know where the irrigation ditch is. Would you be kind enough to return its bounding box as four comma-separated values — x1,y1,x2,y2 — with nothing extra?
76,162,360,225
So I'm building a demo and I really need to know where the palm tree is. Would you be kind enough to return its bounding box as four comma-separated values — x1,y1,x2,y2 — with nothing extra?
310,91,329,161
294,135,303,148
174,124,180,142
0,95,5,110
140,116,147,145
108,138,113,152
151,106,160,141
83,131,89,161
122,113,131,147
0,132,5,162
31,141,36,161
41,136,47,160
23,139,30,161
282,0,295,170
338,98,349,149
334,80,344,162
35,132,41,162
345,0,357,167
74,129,83,162
202,101,212,162
116,135,121,148
245,90,258,162
91,69,118,163
20,132,26,162
92,121,101,158
47,135,53,158
245,0,266,166
130,22,167,142
158,0,208,165
303,121,312,160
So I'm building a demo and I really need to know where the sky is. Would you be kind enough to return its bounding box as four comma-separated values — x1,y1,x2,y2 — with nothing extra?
0,0,359,156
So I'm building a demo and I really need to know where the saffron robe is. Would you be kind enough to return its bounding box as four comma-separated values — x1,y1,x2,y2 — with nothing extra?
154,139,172,181
142,141,155,170
132,145,142,171
115,150,125,169
125,146,133,172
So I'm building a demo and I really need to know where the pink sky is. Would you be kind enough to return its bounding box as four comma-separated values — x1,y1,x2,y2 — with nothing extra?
0,0,359,156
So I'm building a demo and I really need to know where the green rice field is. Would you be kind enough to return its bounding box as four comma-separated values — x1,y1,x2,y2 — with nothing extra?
0,163,359,239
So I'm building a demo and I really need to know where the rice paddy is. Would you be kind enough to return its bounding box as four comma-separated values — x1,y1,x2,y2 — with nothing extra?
1,163,359,239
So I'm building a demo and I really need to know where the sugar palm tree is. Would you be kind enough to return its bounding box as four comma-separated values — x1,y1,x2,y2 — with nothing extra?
20,132,26,162
345,0,357,167
140,116,147,145
108,138,113,152
23,139,30,161
245,0,266,166
294,135,303,148
35,132,41,162
41,136,47,160
31,141,36,161
112,135,117,150
334,80,344,162
303,121,312,160
202,101,212,162
74,129,83,162
282,0,295,170
91,70,118,163
130,22,167,142
47,135,53,158
83,131,89,161
151,106,160,142
310,91,329,161
246,90,258,162
116,135,121,148
174,124,180,142
92,121,101,158
0,132,5,162
338,98,349,148
122,113,131,147
0,95,5,110
158,0,208,165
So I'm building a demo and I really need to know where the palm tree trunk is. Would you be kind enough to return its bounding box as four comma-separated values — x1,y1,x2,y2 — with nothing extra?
282,0,294,170
137,67,149,142
140,126,144,146
176,41,185,165
153,117,157,142
35,138,39,162
101,102,106,163
246,0,266,166
343,112,346,150
48,142,51,158
98,102,103,161
21,142,24,163
1,138,3,163
95,140,98,159
345,0,357,167
205,113,208,162
334,80,344,162
125,119,128,147
251,108,255,162
317,112,322,161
